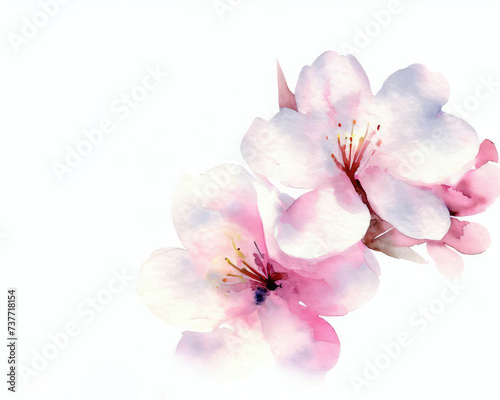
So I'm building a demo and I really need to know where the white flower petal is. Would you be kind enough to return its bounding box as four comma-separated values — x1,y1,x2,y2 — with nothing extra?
241,108,338,189
376,63,450,115
276,177,371,258
373,64,479,183
176,325,273,380
359,166,451,240
137,248,245,332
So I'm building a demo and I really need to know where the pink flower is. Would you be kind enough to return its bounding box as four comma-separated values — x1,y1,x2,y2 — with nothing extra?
242,51,499,265
137,165,379,377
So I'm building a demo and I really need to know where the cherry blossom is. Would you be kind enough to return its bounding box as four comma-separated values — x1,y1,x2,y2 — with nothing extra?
241,52,498,266
137,165,379,377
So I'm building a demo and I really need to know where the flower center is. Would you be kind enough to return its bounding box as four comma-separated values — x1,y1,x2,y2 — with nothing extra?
327,120,382,181
326,121,389,246
223,241,287,304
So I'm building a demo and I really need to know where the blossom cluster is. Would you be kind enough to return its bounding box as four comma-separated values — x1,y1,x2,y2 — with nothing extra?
137,52,499,377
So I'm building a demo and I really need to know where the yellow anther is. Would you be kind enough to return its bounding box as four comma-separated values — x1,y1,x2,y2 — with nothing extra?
225,257,238,269
232,241,245,259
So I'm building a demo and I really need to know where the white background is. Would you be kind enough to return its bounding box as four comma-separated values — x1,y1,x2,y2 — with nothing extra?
1,0,499,399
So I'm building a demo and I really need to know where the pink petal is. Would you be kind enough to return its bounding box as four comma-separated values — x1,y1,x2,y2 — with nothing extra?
436,163,500,216
277,60,297,111
276,247,379,317
172,164,268,268
426,241,464,278
315,248,380,314
442,218,491,255
295,51,373,118
258,296,340,373
475,139,498,168
276,178,370,258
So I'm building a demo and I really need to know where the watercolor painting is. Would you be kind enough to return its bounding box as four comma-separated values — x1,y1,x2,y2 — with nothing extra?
2,1,499,399
137,164,379,377
242,52,499,275
137,51,499,378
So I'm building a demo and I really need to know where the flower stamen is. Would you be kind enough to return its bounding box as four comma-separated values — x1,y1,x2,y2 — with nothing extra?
253,241,265,262
225,257,263,282
222,242,286,294
329,121,383,180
